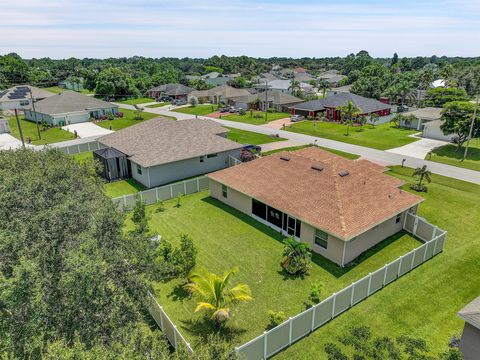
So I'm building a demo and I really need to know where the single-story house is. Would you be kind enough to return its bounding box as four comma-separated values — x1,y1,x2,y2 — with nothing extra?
146,84,194,100
227,90,303,112
205,77,231,87
23,91,118,126
457,296,480,360
319,73,347,87
0,117,9,134
294,72,316,83
189,85,250,104
253,72,279,83
422,120,456,142
208,147,423,266
58,78,84,91
402,107,442,131
327,84,352,97
98,118,243,188
0,85,55,110
289,92,393,120
262,79,314,94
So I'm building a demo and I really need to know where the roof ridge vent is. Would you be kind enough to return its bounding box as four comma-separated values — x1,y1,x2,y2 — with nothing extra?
338,170,350,177
311,164,324,171
280,156,290,161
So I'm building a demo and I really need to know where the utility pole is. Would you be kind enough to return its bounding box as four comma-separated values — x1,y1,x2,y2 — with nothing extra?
29,87,41,140
14,109,25,148
464,94,479,160
264,80,268,123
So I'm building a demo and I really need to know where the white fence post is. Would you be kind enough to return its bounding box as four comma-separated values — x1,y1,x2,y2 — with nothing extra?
197,177,200,192
123,195,127,207
156,188,159,202
410,250,416,269
170,185,173,199
173,325,178,349
77,144,81,154
183,181,187,195
432,226,438,240
383,264,388,286
263,331,268,359
288,318,293,345
397,256,403,277
331,293,336,317
311,306,316,331
350,282,355,306
413,217,419,236
433,237,438,255
159,306,164,330
367,273,372,295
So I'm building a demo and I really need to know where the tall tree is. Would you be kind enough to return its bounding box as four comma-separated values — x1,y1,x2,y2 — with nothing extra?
338,101,362,135
441,101,479,151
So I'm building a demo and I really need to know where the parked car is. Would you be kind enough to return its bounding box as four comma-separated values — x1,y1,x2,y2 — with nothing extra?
290,115,304,122
242,144,262,153
172,99,187,106
156,96,172,102
229,106,242,113
219,107,230,113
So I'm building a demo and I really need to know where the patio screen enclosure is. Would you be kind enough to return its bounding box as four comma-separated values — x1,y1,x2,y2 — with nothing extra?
93,147,130,182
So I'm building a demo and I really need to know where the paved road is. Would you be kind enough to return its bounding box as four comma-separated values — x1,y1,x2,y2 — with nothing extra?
115,103,480,185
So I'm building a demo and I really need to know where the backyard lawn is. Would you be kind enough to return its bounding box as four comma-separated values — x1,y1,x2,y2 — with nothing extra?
262,144,360,160
225,127,286,145
104,179,146,198
276,167,480,359
427,139,480,172
43,86,92,95
221,111,290,125
71,150,93,162
96,109,168,131
131,192,423,347
286,121,419,150
8,116,75,145
118,97,154,105
172,104,218,116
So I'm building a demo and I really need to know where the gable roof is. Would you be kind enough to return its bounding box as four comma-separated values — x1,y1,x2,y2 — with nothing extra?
458,296,480,330
0,85,55,102
99,118,242,167
405,107,442,121
290,92,393,113
229,90,303,106
208,147,423,240
25,91,116,115
147,83,194,96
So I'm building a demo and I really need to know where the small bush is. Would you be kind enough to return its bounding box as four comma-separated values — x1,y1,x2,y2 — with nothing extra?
410,184,428,192
175,193,183,207
267,310,287,329
156,201,165,212
253,113,263,119
116,112,124,118
156,234,197,279
309,281,324,304
238,108,246,115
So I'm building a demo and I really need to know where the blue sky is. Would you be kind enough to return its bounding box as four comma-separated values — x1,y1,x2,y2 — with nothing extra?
1,0,479,59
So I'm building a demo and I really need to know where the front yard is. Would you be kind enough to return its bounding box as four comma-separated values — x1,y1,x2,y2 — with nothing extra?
427,139,480,172
130,191,422,347
118,97,154,105
221,111,290,125
286,121,419,150
8,116,75,145
96,109,167,131
172,104,218,116
225,127,286,145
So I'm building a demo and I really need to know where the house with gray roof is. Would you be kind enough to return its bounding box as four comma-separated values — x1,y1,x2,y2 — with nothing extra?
228,90,303,112
146,83,194,100
23,91,118,126
0,85,55,110
98,118,242,188
289,92,393,120
458,296,480,360
189,85,250,104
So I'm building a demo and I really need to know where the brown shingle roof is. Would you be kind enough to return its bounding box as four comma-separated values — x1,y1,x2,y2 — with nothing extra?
99,118,242,168
208,147,423,240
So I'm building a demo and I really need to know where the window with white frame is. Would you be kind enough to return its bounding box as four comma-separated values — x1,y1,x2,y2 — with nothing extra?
396,213,402,223
314,229,328,249
222,184,228,198
136,164,142,175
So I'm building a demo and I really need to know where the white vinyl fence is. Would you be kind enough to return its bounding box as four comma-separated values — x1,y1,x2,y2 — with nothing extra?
56,140,106,155
229,155,242,167
112,176,210,210
146,292,193,353
236,213,447,360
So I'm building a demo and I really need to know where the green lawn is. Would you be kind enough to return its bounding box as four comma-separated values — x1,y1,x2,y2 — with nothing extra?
104,179,146,198
276,167,480,359
262,145,360,160
119,97,154,105
43,86,92,95
226,127,286,145
146,102,170,108
133,192,423,347
172,104,218,116
97,109,166,131
8,116,75,145
71,151,93,162
221,111,290,125
286,121,419,150
427,139,480,172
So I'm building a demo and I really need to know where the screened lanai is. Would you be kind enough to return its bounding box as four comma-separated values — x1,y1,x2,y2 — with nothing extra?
93,147,130,182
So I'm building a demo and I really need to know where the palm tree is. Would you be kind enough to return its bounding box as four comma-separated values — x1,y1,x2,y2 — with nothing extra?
184,267,252,328
396,80,415,108
280,237,311,275
317,79,331,99
411,165,432,192
288,80,301,97
369,113,379,128
338,101,361,135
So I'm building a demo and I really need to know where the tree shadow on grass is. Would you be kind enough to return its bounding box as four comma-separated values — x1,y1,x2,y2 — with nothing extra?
167,282,191,302
180,317,246,343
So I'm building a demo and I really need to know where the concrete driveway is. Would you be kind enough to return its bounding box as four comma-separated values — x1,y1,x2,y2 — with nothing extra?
62,123,113,138
259,139,309,152
387,137,450,159
261,118,293,130
0,134,24,150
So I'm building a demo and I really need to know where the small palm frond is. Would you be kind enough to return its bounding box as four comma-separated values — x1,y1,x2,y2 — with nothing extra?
194,302,216,313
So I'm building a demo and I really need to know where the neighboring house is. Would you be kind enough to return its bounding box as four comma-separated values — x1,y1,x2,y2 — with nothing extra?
319,73,347,87
58,78,84,91
205,77,231,87
422,120,455,142
289,92,393,120
202,71,221,79
263,79,314,94
189,85,250,104
23,91,118,126
0,85,55,110
294,72,316,83
327,84,352,97
253,72,279,83
146,84,194,100
228,90,303,112
208,147,423,266
457,296,480,360
402,107,442,131
0,117,9,134
98,118,243,188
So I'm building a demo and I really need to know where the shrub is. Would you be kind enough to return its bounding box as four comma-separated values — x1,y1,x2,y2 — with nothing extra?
410,184,428,192
238,108,246,115
309,281,324,304
240,149,256,162
189,96,198,106
280,237,311,275
156,234,197,279
156,201,165,212
266,108,275,113
175,193,183,207
267,310,287,329
115,112,124,118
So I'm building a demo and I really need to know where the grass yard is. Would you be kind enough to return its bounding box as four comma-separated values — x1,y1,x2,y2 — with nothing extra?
146,102,170,108
96,109,168,131
286,121,419,150
221,111,290,125
427,139,480,172
43,86,92,95
225,127,286,145
104,179,146,198
71,151,93,162
119,97,154,105
172,104,218,116
133,192,423,347
8,116,75,145
262,144,360,160
276,167,480,359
